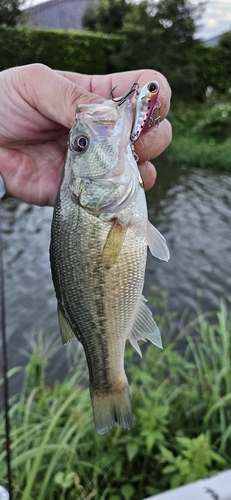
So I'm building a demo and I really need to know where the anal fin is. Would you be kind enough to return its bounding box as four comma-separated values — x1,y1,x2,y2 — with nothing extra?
58,302,77,344
129,295,162,357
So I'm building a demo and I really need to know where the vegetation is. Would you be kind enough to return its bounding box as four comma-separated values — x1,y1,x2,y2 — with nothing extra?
82,0,231,168
0,0,22,26
0,26,122,74
167,90,231,170
0,1,230,137
1,292,231,499
83,0,205,96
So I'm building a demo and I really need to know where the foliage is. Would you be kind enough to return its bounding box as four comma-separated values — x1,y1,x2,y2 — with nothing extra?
83,0,202,38
189,41,231,98
83,0,205,95
219,31,231,50
0,26,122,73
82,0,131,33
83,0,230,99
167,92,231,170
1,294,231,499
0,0,22,26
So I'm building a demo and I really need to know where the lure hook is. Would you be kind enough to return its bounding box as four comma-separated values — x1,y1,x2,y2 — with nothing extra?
148,100,161,129
109,82,139,106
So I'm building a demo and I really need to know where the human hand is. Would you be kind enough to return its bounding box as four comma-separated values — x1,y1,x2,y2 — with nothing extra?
0,64,171,206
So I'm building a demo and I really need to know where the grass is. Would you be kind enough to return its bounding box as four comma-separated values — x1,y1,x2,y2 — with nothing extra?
166,92,231,170
0,291,231,499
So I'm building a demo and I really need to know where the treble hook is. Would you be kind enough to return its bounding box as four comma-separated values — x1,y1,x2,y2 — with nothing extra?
109,82,139,106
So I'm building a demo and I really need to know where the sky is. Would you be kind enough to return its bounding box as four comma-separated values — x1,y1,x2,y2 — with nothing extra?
195,0,231,40
24,0,231,41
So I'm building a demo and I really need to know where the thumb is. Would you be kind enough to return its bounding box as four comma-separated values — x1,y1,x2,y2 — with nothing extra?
14,63,105,129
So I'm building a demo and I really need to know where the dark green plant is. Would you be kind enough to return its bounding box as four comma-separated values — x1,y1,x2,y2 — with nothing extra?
0,26,122,74
82,0,131,33
0,0,22,26
0,297,231,499
83,0,205,95
167,94,231,170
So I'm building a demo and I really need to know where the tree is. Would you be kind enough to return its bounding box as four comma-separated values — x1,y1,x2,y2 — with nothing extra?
83,0,205,96
0,0,22,26
82,0,131,33
146,0,204,93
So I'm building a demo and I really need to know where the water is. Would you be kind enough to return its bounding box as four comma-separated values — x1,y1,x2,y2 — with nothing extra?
1,158,231,396
146,159,231,317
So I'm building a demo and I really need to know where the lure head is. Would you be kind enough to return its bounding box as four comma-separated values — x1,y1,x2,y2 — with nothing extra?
131,80,160,142
145,81,159,96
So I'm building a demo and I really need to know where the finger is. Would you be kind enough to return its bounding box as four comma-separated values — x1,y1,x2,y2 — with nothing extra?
58,68,171,121
135,119,172,163
138,161,156,191
13,64,106,129
13,64,170,133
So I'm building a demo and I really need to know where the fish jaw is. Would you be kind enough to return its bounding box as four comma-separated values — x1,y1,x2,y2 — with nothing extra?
63,99,139,216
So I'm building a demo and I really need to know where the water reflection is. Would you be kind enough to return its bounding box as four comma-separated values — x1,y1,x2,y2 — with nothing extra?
145,158,231,317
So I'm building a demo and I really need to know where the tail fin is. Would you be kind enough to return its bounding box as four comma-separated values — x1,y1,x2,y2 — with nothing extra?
90,382,133,435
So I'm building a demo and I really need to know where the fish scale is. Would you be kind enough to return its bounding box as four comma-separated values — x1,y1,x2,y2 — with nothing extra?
50,97,169,434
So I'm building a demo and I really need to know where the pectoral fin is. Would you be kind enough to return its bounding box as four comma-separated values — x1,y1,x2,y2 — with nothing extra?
129,295,162,357
102,220,127,269
147,221,170,261
57,302,76,344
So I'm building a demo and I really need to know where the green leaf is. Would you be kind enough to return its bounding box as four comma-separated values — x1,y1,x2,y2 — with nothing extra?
54,471,64,485
160,446,175,463
121,484,135,500
171,473,182,489
162,465,177,474
114,460,122,479
126,443,139,461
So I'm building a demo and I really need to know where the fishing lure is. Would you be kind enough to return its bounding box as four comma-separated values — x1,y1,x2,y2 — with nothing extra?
131,81,160,142
109,80,161,144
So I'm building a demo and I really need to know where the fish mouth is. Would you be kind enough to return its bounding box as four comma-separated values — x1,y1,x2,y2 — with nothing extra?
76,102,119,126
75,100,133,137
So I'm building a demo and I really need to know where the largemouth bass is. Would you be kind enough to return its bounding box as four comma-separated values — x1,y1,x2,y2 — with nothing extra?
50,93,169,435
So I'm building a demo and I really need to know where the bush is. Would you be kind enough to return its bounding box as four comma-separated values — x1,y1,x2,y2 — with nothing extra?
167,95,231,170
0,26,122,73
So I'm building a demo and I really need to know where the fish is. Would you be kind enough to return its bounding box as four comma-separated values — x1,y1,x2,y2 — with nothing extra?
50,93,169,435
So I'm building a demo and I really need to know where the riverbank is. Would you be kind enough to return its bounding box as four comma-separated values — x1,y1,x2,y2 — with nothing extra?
1,297,231,499
166,96,231,171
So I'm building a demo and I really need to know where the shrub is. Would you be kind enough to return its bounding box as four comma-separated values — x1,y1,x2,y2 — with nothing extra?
0,26,122,73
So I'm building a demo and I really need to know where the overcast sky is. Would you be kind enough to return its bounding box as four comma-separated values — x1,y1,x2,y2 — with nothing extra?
25,0,231,41
196,0,231,40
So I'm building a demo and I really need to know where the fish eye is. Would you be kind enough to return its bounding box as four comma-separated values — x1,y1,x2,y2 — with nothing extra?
71,134,89,153
148,82,158,93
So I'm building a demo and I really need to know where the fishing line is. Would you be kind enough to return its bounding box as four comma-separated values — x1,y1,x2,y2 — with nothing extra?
0,178,12,499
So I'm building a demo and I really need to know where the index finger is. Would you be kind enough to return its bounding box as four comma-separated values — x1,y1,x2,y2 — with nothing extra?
57,69,171,120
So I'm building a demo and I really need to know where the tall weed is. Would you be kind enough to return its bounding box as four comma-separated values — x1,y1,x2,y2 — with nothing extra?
0,296,231,499
167,94,231,170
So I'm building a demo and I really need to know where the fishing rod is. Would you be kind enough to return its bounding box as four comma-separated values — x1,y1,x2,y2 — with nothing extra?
0,175,12,499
